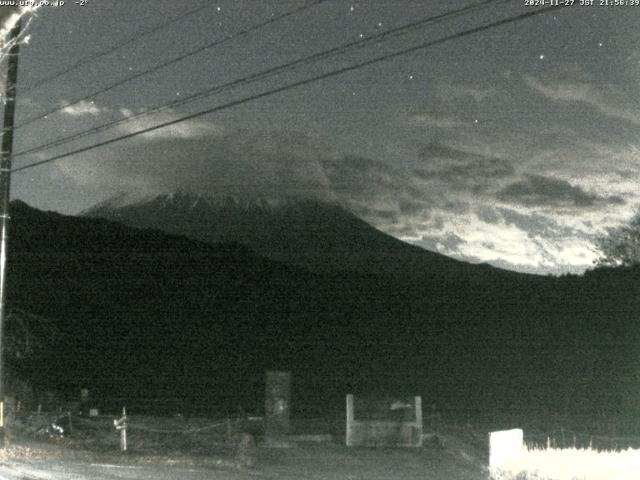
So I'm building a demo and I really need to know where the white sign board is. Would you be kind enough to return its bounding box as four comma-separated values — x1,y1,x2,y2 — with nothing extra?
489,428,523,476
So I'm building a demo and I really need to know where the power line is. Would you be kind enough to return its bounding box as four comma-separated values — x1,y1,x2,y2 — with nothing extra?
13,0,504,158
14,0,327,130
12,5,564,174
23,2,214,94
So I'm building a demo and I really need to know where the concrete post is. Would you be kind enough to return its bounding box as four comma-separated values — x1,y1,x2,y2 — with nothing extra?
264,371,290,447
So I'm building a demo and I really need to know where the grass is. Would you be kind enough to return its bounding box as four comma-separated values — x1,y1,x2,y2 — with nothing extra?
495,445,640,480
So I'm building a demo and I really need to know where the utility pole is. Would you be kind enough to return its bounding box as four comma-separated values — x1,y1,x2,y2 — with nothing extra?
0,18,21,447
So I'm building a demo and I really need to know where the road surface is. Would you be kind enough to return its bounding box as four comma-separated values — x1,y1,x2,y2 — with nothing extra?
0,459,261,480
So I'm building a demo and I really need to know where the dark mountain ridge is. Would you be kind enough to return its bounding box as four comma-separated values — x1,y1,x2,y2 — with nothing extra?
7,200,639,418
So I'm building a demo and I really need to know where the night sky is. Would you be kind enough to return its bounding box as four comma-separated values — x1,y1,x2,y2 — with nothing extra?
2,0,640,275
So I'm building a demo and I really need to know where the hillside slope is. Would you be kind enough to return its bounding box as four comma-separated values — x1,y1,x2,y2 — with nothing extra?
7,201,639,416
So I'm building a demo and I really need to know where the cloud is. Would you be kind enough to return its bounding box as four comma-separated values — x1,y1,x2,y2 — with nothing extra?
436,84,495,103
320,155,431,224
524,75,640,127
56,103,224,140
416,143,514,190
56,126,640,275
371,134,638,273
320,138,636,274
60,100,104,117
60,129,435,233
384,222,426,238
411,208,601,274
408,111,465,129
494,207,580,239
114,110,225,140
418,231,466,256
497,174,625,208
56,131,333,199
322,155,419,197
415,213,558,269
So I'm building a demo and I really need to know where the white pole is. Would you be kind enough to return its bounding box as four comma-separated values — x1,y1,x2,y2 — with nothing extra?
121,406,127,452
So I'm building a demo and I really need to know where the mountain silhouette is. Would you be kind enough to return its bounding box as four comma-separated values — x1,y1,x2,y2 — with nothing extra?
83,191,509,279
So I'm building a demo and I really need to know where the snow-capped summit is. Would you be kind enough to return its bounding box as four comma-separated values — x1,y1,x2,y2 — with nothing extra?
85,190,309,214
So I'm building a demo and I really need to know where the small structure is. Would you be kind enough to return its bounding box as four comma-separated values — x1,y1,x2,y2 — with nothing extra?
345,394,422,447
264,370,291,447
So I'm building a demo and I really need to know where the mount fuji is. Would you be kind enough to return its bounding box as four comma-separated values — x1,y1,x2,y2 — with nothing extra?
82,191,506,278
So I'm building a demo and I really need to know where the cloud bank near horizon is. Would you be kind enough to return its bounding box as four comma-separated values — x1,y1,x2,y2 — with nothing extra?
48,105,640,275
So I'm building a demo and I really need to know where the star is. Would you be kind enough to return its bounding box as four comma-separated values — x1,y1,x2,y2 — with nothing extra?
539,54,545,60
598,42,603,47
349,5,355,12
408,75,414,80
